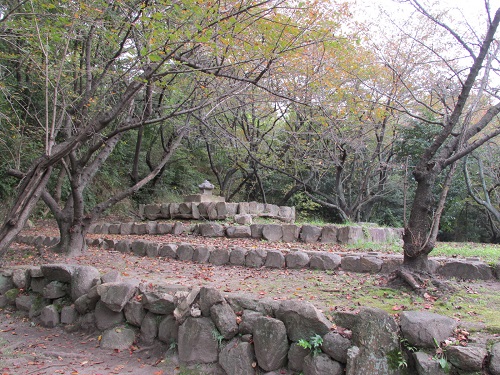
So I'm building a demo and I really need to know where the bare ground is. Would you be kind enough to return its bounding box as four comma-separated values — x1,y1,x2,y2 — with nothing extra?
1,220,500,374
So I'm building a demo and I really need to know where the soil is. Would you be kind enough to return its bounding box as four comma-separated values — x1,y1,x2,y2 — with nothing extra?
1,219,500,374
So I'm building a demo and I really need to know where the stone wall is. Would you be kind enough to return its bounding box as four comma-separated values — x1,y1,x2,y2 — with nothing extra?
2,264,499,375
86,221,404,245
139,202,295,222
15,234,499,281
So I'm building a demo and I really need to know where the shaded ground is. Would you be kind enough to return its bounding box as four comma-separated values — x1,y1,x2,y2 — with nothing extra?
1,219,500,374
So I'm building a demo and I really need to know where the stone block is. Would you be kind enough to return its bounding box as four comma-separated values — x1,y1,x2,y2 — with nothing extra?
278,206,294,222
229,246,248,266
199,287,225,317
234,214,253,225
142,292,175,315
262,224,283,242
248,201,259,215
288,342,310,373
439,260,494,280
321,225,339,243
159,203,170,219
12,268,30,289
413,351,447,375
158,314,179,345
337,226,365,244
210,303,238,340
400,311,458,348
263,204,280,217
115,240,131,254
265,250,285,268
40,305,60,328
124,299,146,327
131,223,148,235
159,243,178,259
490,342,500,375
169,203,180,218
250,224,264,239
94,301,125,331
282,224,300,243
368,227,387,243
304,353,344,375
300,225,322,243
380,255,403,274
119,222,134,235
215,202,228,219
238,202,249,215
226,226,251,238
209,248,230,266
15,294,33,311
447,345,487,372
71,265,100,300
178,317,219,364
41,264,76,283
309,252,341,271
43,280,68,299
198,223,225,237
144,204,161,220
238,310,263,335
0,273,15,294
245,248,267,268
345,308,400,375
285,251,310,269
108,223,121,234
146,221,157,234
172,222,186,235
177,244,195,261
140,312,160,344
97,281,139,312
226,202,239,217
100,326,136,350
178,202,193,218
219,339,255,375
145,242,160,257
193,246,212,263
130,240,148,256
156,222,173,234
253,316,289,371
321,332,351,363
275,300,330,342
61,305,78,325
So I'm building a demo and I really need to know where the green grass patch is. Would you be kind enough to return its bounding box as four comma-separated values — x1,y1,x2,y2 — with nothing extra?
433,242,500,263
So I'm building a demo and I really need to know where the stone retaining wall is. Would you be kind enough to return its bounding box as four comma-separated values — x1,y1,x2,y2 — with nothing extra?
139,201,296,222
1,264,499,375
16,234,500,281
86,221,404,245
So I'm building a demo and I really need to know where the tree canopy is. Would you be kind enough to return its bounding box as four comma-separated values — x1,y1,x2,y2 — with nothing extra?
1,0,500,271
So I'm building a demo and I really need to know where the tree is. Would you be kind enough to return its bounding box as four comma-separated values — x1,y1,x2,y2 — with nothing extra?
378,1,500,277
0,0,331,256
464,142,500,242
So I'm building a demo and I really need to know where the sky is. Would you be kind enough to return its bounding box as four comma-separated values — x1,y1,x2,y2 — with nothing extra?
350,0,500,28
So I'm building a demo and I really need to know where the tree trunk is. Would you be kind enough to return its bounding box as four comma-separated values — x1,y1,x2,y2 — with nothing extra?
0,165,53,258
402,170,437,272
54,215,90,256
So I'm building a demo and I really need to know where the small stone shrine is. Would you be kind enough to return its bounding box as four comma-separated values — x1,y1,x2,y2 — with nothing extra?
184,180,225,203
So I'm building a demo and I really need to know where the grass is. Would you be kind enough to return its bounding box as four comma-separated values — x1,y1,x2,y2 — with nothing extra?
239,268,500,334
432,242,500,264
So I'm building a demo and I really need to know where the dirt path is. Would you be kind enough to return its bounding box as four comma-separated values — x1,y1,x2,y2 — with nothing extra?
1,220,500,374
0,309,188,375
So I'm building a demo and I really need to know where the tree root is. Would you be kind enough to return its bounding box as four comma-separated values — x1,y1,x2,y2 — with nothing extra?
390,267,456,297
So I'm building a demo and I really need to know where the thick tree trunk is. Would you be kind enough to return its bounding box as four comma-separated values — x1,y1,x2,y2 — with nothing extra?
54,212,91,256
403,171,437,273
0,166,53,258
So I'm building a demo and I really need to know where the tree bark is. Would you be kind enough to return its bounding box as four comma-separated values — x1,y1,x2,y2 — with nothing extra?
402,170,437,272
0,165,53,258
